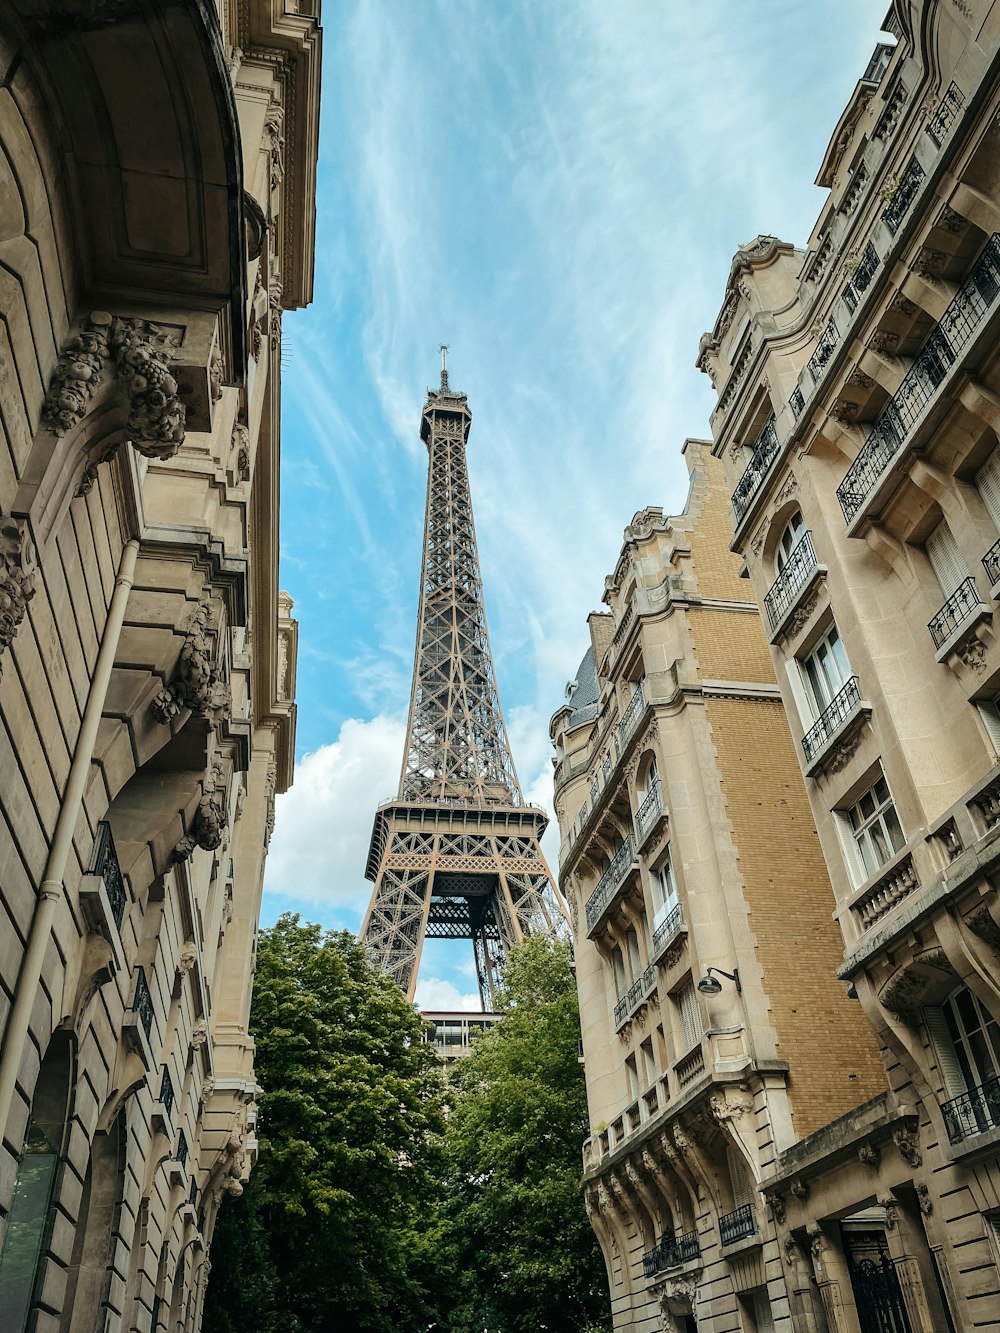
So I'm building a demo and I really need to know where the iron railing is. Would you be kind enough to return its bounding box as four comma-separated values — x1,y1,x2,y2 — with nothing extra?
801,677,863,764
926,82,964,148
91,820,126,929
132,966,154,1039
635,781,663,840
843,241,880,314
764,532,819,630
652,903,684,959
720,1203,757,1247
613,963,656,1028
882,157,925,234
642,1229,700,1277
159,1067,175,1118
838,235,1000,521
176,1129,189,1169
790,385,805,419
942,1076,1000,1144
188,1176,199,1209
585,838,635,931
929,577,983,650
732,418,779,525
806,318,839,384
984,537,1000,588
618,685,646,747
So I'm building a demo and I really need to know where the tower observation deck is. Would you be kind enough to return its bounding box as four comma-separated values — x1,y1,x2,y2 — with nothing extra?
359,354,567,1007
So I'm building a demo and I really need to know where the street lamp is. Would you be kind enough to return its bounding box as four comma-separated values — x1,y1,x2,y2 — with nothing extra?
697,966,741,995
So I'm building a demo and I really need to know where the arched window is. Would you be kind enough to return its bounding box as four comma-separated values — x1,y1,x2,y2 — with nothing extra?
775,510,805,571
0,1031,74,1332
63,1116,126,1333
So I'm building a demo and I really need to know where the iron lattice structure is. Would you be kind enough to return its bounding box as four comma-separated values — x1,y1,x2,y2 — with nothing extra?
360,358,567,1007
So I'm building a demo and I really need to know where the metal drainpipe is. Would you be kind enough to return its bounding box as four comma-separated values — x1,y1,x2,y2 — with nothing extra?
0,537,140,1143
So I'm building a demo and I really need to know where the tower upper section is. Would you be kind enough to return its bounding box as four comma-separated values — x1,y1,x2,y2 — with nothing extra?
397,360,522,806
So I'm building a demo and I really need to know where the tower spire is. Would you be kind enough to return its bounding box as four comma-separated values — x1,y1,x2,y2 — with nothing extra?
359,361,568,1007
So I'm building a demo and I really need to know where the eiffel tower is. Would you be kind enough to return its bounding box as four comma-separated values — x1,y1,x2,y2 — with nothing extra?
360,351,567,1007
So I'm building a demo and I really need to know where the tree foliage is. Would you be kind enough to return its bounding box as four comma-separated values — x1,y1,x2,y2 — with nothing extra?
204,915,449,1333
439,935,612,1333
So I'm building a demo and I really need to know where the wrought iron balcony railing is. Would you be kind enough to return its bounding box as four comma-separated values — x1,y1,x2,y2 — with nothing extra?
881,157,926,234
806,318,839,385
91,820,127,930
720,1203,757,1247
132,966,154,1039
926,82,964,148
176,1128,189,1168
838,235,1000,521
790,385,805,420
642,1229,700,1278
984,537,1000,588
732,418,779,526
188,1176,199,1209
652,903,684,959
159,1067,175,1118
764,532,819,631
942,1076,1000,1144
618,685,646,747
635,781,663,840
613,963,656,1028
801,676,863,765
585,837,635,932
843,241,880,314
928,577,983,650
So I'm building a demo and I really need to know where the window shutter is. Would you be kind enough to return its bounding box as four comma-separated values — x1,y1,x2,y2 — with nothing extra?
923,1005,967,1099
752,1290,776,1333
977,448,1000,532
978,701,1000,755
678,984,701,1052
728,1147,755,1206
926,521,969,597
834,809,868,888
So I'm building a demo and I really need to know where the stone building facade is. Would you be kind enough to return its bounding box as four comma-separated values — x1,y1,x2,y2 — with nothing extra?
550,442,887,1332
0,3,319,1331
693,1,1000,1329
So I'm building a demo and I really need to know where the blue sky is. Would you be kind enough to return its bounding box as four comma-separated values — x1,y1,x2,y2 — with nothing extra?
263,0,886,1007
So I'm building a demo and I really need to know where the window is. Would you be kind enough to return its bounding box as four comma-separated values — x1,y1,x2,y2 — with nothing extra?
612,947,626,999
977,447,1000,531
843,775,905,881
977,693,1000,753
625,927,642,980
640,1038,656,1088
775,510,806,571
925,985,1000,1140
676,983,702,1053
625,1055,639,1102
926,519,970,599
739,1290,775,1333
650,853,678,929
800,623,852,715
944,986,1000,1091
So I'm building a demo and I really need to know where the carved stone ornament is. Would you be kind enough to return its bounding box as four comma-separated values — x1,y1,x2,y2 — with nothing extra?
880,1195,899,1230
42,312,112,434
825,727,865,775
847,368,876,391
0,516,37,668
790,1178,810,1201
222,1175,243,1197
264,105,285,192
784,1234,799,1266
953,635,988,673
209,342,224,403
152,598,230,727
663,940,686,970
915,1182,933,1216
201,1075,215,1100
893,1127,922,1169
967,905,1000,951
177,940,198,975
858,1143,880,1168
232,421,251,482
831,399,860,425
709,1088,752,1123
172,767,227,863
783,587,820,640
768,1193,786,1225
868,329,900,355
264,758,278,848
190,1018,208,1049
914,248,947,281
773,472,798,508
269,291,282,352
937,205,965,235
890,293,917,318
808,1226,825,1260
111,317,186,459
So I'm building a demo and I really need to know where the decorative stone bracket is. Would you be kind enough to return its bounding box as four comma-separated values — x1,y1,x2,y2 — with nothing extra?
152,597,231,729
43,312,187,463
172,763,228,863
0,515,37,670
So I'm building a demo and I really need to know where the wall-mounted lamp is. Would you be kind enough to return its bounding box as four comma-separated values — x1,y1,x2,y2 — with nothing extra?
697,967,741,996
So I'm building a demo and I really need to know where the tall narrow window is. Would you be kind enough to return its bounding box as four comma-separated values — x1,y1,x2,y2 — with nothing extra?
926,519,970,598
626,927,642,980
775,510,806,571
676,983,702,1053
977,447,1000,531
800,623,852,716
841,775,905,881
640,1038,656,1088
612,947,627,999
650,853,678,929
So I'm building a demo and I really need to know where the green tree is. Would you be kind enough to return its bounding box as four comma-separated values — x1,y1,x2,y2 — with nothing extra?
205,915,449,1333
440,935,612,1333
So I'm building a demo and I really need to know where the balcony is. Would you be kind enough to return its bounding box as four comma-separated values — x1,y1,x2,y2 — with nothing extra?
123,966,155,1068
651,903,686,965
78,821,129,975
613,963,656,1030
805,318,839,386
851,852,919,931
720,1203,757,1248
837,234,1000,523
843,241,880,314
642,1229,700,1278
674,1043,706,1089
925,82,964,149
942,1076,1000,1145
764,532,821,636
801,676,868,773
618,684,646,748
153,1065,175,1134
928,577,991,661
176,1128,189,1168
732,417,779,526
585,838,636,934
983,538,1000,592
881,156,925,235
635,780,665,846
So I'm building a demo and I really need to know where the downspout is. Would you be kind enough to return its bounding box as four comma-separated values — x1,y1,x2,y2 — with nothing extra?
0,537,140,1142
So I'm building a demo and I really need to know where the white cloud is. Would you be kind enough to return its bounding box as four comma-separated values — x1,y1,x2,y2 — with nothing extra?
264,714,406,917
414,977,483,1012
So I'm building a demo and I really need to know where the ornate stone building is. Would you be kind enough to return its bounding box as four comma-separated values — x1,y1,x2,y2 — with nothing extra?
0,3,318,1330
693,1,1000,1329
550,442,887,1331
